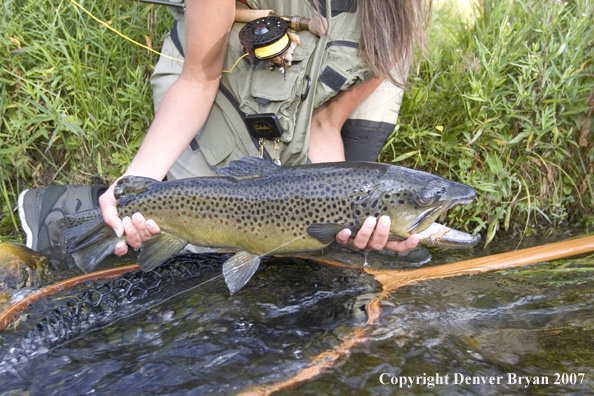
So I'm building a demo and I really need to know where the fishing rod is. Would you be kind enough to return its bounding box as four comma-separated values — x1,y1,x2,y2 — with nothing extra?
136,0,184,8
133,0,328,35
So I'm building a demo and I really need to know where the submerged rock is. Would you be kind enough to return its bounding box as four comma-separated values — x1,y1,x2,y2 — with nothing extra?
0,242,49,308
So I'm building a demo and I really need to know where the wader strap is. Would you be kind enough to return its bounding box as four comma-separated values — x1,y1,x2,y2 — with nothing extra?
316,0,357,18
168,20,273,161
218,84,274,162
170,21,185,57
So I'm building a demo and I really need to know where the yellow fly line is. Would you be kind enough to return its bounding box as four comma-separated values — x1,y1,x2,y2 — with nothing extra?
254,33,289,58
67,0,246,73
68,0,184,63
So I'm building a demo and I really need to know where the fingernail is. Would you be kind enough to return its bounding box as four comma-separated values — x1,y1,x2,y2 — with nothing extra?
343,229,351,237
113,228,122,238
122,216,131,226
380,215,390,226
146,219,156,228
115,241,126,252
366,217,377,227
132,212,143,222
411,234,420,243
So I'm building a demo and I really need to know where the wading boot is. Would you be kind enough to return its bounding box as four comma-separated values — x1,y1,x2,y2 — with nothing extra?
18,185,105,255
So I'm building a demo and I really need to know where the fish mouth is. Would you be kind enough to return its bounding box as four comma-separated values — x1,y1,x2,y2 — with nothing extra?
407,206,442,233
408,199,479,249
454,197,475,205
415,222,481,248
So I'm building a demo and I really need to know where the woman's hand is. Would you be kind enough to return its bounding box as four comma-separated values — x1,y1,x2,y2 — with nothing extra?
335,215,419,254
99,180,161,256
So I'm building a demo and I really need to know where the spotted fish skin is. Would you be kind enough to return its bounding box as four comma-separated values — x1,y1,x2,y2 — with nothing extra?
116,163,375,254
59,157,478,292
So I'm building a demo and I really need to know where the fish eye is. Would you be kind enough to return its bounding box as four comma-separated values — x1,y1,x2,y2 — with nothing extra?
417,190,436,206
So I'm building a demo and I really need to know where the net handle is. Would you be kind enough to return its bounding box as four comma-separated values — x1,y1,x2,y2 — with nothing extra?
239,235,594,395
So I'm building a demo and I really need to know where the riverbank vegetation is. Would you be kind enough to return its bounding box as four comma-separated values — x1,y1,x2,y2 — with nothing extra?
1,0,174,239
1,0,593,244
382,0,593,243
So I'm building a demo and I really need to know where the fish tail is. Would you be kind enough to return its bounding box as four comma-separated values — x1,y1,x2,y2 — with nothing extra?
57,207,122,273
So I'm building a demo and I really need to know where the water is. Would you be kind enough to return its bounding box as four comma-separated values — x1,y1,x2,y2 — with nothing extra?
1,235,593,395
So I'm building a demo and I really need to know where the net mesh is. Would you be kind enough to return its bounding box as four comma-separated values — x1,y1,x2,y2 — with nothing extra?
26,253,228,347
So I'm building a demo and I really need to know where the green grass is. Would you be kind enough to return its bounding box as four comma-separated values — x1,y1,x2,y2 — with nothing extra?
0,0,593,245
382,0,594,243
0,0,174,241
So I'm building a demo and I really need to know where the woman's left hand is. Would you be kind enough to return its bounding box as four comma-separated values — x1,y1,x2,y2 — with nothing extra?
335,215,419,254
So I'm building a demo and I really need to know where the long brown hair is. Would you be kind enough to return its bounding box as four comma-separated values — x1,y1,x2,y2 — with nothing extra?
358,0,432,87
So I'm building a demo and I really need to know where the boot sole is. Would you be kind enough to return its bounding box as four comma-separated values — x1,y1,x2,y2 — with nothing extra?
18,189,35,249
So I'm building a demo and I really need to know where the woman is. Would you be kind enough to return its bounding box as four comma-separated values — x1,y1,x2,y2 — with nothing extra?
20,0,431,259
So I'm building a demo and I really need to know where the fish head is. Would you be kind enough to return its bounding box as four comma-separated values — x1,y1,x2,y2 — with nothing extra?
356,165,479,248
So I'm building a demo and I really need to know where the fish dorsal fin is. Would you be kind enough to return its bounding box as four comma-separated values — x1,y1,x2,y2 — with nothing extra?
216,156,279,181
137,232,188,271
114,176,159,200
222,251,261,294
307,223,359,245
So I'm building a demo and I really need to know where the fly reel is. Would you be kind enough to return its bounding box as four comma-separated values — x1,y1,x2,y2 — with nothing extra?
239,16,291,61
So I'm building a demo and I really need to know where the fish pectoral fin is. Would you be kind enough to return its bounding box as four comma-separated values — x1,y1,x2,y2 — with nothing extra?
222,251,261,295
137,232,188,271
306,223,359,245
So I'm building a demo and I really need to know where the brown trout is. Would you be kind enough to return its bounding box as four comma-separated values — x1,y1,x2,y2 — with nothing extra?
59,157,479,293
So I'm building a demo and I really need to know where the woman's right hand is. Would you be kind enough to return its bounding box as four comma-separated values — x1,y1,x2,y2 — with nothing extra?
99,179,161,256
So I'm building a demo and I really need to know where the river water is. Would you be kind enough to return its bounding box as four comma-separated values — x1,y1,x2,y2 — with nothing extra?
1,233,593,395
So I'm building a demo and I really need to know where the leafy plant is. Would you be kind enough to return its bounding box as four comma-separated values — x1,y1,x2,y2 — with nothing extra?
382,0,594,243
1,0,592,246
0,0,173,241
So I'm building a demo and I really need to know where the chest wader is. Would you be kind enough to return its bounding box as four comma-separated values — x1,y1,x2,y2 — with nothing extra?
151,0,405,179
